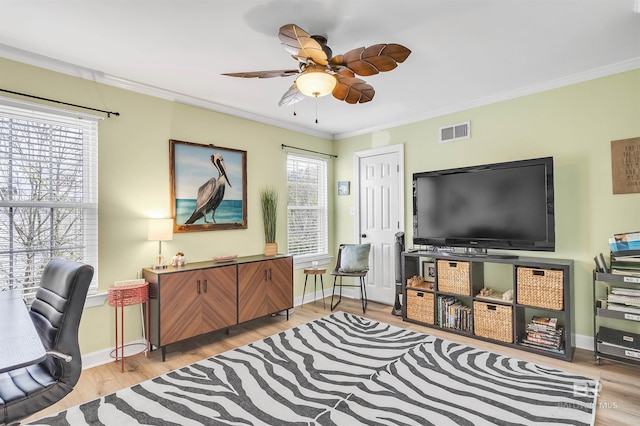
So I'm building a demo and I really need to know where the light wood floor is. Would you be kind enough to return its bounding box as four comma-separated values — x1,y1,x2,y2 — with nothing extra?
26,298,640,425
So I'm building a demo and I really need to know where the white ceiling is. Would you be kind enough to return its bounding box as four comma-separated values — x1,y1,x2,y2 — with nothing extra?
1,0,639,140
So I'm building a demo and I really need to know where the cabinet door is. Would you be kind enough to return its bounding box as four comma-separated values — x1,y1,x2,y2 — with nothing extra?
160,271,202,345
200,265,237,332
238,261,269,323
266,257,293,314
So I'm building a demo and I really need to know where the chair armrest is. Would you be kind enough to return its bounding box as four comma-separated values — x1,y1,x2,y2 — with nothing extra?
47,350,72,363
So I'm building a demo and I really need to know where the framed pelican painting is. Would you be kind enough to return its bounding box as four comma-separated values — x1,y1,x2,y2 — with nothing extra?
170,139,247,233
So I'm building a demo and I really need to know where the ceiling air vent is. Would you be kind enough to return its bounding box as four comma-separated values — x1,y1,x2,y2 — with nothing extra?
439,121,470,143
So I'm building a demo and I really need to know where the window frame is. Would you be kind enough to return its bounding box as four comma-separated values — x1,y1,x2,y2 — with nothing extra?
286,152,330,269
0,97,99,302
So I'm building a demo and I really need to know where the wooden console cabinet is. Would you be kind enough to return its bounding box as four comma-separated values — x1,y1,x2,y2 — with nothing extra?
238,257,293,323
143,254,293,360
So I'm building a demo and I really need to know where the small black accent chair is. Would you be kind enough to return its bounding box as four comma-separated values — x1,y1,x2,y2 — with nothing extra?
0,258,94,425
330,244,371,313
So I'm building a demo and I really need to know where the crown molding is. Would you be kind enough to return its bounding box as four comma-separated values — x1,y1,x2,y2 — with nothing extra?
333,57,640,140
0,44,333,140
3,44,638,142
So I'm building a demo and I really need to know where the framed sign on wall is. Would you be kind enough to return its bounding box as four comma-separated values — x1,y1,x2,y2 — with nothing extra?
611,136,640,194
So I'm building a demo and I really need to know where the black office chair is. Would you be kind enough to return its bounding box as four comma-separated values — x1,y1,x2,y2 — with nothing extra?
0,258,94,425
330,244,371,313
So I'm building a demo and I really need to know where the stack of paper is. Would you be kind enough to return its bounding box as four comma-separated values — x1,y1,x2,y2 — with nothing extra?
609,231,640,276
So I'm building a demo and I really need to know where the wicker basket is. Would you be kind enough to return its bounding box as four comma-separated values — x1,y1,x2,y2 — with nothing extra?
108,281,149,307
406,289,435,325
473,301,513,343
516,267,564,310
437,260,470,295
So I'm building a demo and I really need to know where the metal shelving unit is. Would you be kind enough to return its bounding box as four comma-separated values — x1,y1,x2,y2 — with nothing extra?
592,271,640,367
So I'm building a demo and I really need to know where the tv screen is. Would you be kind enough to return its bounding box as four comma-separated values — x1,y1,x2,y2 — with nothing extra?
413,157,555,252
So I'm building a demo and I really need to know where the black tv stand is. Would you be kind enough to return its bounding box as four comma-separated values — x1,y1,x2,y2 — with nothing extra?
462,249,518,259
401,251,574,361
415,250,518,260
450,253,519,260
476,254,519,260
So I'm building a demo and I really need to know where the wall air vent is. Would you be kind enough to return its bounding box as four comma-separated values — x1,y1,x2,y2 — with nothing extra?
439,121,470,143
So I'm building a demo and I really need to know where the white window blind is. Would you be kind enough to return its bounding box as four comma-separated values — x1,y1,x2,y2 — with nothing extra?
287,153,328,258
0,99,98,302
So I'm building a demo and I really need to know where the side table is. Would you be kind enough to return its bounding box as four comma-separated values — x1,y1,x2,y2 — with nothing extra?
302,268,326,309
108,280,150,373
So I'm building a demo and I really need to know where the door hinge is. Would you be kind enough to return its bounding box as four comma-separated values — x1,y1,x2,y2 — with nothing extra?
397,164,400,172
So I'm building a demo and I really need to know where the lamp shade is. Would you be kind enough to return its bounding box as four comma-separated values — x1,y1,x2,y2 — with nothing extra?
295,67,337,97
147,218,173,241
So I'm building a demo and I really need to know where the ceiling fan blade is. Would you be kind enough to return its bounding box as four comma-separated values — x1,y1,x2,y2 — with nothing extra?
278,24,328,65
336,68,355,78
278,24,310,55
330,43,411,77
278,84,306,107
332,75,375,104
378,43,412,63
222,70,299,78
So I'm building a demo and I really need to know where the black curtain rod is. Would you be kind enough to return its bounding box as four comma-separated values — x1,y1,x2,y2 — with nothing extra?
0,89,120,118
281,144,337,158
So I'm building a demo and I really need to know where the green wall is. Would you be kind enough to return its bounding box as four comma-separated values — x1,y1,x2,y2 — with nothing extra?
334,69,640,337
0,58,335,354
1,57,638,355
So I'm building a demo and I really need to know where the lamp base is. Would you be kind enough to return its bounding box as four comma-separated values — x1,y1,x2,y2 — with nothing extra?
152,253,167,270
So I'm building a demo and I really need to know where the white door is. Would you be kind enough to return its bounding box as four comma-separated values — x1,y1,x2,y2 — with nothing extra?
355,145,404,305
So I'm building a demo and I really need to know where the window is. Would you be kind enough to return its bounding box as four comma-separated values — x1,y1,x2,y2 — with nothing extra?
0,98,98,302
287,153,328,260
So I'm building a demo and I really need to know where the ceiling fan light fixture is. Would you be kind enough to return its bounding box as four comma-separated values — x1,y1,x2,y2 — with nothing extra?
295,67,337,97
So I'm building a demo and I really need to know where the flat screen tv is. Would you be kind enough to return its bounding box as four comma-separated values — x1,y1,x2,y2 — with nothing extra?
413,157,555,253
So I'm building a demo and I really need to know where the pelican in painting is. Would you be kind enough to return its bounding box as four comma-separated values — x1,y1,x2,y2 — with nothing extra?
184,153,231,224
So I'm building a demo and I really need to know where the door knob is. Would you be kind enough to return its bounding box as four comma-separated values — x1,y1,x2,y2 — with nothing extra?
361,234,367,238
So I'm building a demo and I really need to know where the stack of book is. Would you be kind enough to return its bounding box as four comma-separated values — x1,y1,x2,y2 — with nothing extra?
520,316,564,354
609,231,640,276
607,287,640,314
437,296,472,333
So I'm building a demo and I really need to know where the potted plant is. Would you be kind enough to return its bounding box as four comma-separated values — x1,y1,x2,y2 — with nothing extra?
260,187,278,256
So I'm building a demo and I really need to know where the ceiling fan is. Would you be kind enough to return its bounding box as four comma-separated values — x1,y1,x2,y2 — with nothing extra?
222,24,411,107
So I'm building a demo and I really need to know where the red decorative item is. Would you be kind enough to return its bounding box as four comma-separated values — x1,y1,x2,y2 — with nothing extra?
108,281,150,372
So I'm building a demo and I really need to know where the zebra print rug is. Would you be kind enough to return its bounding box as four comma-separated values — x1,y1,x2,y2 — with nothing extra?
30,312,597,425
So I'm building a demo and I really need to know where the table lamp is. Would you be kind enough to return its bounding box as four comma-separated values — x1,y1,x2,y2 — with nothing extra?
148,218,173,269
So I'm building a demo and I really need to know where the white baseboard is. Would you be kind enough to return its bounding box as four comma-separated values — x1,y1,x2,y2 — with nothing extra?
82,303,595,370
575,333,594,352
81,339,147,370
294,288,339,308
